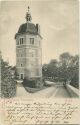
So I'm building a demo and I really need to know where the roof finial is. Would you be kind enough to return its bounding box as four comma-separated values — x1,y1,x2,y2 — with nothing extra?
28,6,30,12
25,6,32,22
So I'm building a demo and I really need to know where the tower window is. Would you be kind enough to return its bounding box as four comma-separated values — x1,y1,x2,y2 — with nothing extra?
21,64,23,67
30,38,34,45
20,38,24,44
21,74,24,79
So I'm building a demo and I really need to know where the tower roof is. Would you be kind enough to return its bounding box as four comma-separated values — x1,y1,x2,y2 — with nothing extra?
18,23,38,34
15,6,42,39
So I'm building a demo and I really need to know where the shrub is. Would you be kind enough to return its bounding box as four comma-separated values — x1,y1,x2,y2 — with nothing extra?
1,60,16,98
23,77,43,88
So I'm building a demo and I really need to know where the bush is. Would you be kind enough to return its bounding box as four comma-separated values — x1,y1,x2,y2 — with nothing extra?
1,60,16,98
23,77,43,88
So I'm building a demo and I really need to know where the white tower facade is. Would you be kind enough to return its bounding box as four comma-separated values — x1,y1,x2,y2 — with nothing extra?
15,7,42,80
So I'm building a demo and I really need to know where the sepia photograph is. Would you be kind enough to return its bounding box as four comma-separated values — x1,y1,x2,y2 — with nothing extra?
0,0,79,99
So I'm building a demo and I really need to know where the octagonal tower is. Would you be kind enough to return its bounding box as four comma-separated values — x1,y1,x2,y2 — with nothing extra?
15,7,42,85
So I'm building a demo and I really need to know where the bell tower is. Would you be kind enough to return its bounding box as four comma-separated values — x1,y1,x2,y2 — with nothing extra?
15,7,42,87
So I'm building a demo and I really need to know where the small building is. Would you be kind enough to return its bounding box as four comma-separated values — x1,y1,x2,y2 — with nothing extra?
15,7,42,83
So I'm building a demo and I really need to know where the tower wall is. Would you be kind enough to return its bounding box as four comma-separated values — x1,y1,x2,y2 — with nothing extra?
16,34,42,80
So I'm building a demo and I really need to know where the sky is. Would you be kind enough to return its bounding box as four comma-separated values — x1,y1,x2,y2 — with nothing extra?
0,0,79,66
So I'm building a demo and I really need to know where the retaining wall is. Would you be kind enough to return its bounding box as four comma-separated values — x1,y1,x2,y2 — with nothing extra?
65,84,79,98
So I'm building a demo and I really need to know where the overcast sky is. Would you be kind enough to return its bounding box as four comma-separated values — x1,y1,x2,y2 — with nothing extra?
0,0,79,66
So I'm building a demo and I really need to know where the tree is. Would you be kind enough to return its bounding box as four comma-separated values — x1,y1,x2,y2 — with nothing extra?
59,53,79,88
68,55,79,88
59,52,72,84
1,59,16,98
59,52,72,67
47,59,58,79
42,52,79,89
42,59,58,81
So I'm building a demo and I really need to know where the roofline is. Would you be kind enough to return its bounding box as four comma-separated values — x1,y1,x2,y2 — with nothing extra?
15,32,42,39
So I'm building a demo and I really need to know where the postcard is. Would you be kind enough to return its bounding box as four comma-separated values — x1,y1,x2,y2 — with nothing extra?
0,0,80,125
